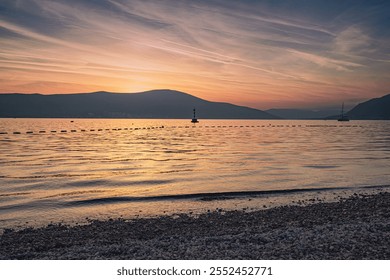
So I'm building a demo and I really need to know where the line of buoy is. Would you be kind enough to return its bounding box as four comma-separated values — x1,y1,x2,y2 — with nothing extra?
1,124,361,137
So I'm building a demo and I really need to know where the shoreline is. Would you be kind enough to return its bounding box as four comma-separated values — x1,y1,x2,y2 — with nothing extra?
1,191,389,259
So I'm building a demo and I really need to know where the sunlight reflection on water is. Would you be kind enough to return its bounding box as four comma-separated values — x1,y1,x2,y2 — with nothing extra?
0,119,389,229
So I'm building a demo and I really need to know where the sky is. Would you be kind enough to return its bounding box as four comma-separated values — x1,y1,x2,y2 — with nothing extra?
0,0,389,110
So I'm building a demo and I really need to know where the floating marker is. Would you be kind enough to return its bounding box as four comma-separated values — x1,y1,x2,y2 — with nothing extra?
13,132,21,134
61,130,67,133
0,132,7,134
71,130,76,132
39,131,46,133
26,131,33,134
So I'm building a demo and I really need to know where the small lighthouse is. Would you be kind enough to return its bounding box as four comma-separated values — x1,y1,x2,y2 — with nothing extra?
191,108,199,123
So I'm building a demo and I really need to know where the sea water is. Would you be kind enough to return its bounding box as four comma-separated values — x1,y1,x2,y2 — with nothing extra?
0,119,389,230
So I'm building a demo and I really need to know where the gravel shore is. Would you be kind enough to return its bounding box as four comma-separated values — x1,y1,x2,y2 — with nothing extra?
1,192,389,259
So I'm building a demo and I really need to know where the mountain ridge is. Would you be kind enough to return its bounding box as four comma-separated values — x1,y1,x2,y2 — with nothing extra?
0,89,278,119
266,108,340,120
347,93,390,120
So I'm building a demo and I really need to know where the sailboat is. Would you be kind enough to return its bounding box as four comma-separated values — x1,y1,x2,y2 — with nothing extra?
337,103,349,122
191,108,199,123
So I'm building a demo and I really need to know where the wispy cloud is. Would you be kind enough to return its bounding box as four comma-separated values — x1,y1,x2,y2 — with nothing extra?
333,26,373,55
288,49,363,71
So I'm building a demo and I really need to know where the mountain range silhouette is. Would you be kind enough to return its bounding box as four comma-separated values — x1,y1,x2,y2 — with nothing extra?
0,89,278,119
0,90,389,119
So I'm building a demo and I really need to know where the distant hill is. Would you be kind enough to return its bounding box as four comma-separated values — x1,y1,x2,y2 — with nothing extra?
266,108,339,120
347,93,390,120
0,90,278,119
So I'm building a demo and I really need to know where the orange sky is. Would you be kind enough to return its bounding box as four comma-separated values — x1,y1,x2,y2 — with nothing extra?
1,0,389,109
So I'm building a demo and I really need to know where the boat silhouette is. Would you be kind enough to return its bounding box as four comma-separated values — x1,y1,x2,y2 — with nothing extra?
338,102,349,122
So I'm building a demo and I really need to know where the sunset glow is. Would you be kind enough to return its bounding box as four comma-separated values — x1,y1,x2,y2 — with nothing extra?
1,0,389,109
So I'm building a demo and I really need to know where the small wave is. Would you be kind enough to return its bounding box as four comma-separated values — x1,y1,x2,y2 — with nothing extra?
0,192,31,197
66,185,390,206
5,173,93,179
304,165,340,169
44,190,107,199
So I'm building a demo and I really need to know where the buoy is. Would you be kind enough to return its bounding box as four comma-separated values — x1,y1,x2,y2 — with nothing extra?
191,108,199,123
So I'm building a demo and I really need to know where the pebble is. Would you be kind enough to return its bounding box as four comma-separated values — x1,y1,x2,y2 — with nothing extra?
0,192,389,260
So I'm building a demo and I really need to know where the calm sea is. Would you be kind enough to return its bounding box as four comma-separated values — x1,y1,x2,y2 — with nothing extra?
1,118,389,230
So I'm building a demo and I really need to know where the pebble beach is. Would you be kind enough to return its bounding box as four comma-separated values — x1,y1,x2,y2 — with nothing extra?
1,191,389,260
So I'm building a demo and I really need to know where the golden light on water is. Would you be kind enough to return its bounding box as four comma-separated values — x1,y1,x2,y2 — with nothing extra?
1,118,390,228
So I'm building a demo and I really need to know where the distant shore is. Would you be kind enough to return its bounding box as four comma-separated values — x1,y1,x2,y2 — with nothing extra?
1,191,389,259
